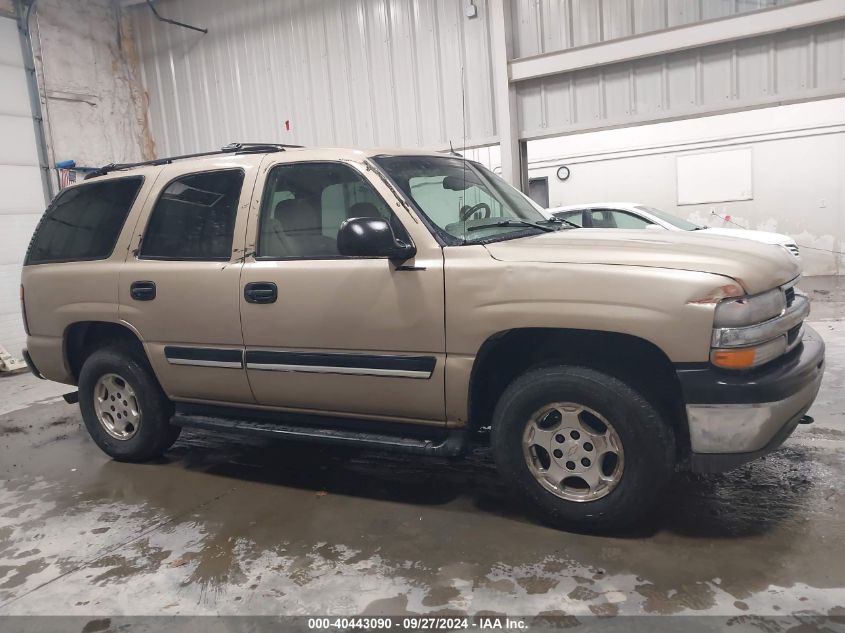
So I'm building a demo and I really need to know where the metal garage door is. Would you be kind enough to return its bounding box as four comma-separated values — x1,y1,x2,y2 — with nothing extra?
0,16,47,367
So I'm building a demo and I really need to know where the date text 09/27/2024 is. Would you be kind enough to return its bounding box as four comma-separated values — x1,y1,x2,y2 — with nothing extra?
307,617,528,630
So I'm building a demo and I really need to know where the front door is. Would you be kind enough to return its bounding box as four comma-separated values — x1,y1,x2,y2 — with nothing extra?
119,158,259,405
239,159,446,425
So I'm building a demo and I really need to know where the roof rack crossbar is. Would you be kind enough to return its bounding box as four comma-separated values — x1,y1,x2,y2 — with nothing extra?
85,142,304,179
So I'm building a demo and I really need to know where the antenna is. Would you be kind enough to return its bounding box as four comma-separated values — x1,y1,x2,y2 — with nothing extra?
460,64,468,243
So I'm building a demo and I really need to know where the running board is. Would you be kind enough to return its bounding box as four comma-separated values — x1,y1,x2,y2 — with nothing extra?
171,409,467,457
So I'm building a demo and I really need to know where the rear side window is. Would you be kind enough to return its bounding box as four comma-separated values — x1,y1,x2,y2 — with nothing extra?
140,169,244,261
25,177,143,265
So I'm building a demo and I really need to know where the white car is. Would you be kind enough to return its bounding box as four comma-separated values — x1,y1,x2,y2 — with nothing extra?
548,202,800,262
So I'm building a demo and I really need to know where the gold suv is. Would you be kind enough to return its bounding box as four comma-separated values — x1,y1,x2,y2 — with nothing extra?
20,143,824,530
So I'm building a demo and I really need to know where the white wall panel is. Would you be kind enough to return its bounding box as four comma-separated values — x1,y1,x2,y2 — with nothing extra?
130,0,497,155
0,17,47,362
518,19,845,139
676,147,753,205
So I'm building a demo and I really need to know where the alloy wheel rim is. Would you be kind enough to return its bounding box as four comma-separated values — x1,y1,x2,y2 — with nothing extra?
93,373,140,440
522,402,624,502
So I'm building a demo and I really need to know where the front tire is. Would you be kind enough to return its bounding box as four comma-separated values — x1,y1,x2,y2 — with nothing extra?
491,365,675,532
78,346,180,462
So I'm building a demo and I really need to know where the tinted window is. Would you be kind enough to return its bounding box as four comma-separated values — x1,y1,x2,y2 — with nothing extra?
140,169,244,260
258,162,393,259
25,177,143,265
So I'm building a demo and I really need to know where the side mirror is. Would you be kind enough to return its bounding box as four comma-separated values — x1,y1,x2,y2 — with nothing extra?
337,217,416,261
645,223,666,231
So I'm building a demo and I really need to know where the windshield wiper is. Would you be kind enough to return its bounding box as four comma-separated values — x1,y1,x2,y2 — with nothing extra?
541,216,580,229
466,219,555,233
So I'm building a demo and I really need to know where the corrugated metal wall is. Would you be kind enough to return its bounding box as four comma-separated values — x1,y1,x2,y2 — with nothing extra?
516,17,845,139
130,0,497,156
509,0,803,57
130,0,845,153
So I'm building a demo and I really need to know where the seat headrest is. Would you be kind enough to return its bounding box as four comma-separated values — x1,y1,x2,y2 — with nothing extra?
274,198,321,235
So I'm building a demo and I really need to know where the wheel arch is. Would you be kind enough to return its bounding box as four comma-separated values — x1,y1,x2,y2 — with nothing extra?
64,320,148,383
468,327,689,452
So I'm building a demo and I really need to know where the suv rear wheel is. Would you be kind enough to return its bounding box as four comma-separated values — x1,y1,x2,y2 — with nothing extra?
491,365,675,531
78,346,180,462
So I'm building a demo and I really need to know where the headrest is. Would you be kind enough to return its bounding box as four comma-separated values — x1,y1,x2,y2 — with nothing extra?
274,198,320,234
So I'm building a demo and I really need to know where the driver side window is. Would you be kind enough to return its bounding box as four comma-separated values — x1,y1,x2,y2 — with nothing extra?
257,162,395,259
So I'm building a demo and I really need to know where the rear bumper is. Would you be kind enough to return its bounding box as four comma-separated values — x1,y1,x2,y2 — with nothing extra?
21,349,45,380
24,335,75,384
677,324,825,473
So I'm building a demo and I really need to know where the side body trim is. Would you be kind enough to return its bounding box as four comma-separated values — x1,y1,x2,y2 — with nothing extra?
244,350,436,379
164,346,244,369
162,346,437,379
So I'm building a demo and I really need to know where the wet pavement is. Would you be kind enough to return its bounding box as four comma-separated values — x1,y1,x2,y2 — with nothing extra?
0,321,844,624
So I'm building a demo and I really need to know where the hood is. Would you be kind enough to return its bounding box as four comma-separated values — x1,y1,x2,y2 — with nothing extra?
697,227,794,245
483,228,800,294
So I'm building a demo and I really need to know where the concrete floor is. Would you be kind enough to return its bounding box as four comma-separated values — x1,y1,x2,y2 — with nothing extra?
1,293,844,625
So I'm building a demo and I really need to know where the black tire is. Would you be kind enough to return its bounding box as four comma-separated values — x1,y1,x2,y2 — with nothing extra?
78,345,180,462
491,365,675,532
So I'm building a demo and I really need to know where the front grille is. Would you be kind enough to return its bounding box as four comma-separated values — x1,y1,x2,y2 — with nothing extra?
785,244,800,258
787,323,801,346
785,286,795,307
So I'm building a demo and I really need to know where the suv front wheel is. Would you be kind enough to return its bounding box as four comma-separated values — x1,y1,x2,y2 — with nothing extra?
491,365,675,532
78,346,180,462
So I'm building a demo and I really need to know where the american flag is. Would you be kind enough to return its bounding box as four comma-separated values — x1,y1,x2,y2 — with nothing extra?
59,169,77,189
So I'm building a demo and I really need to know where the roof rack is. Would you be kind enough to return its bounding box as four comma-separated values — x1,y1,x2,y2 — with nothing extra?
85,142,303,179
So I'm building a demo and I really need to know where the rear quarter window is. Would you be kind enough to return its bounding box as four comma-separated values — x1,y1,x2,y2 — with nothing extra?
139,169,244,261
25,177,144,265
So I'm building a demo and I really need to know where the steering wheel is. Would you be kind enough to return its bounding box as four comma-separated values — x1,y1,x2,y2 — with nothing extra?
459,202,492,222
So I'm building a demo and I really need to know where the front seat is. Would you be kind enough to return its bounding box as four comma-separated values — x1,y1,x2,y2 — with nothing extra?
273,198,337,257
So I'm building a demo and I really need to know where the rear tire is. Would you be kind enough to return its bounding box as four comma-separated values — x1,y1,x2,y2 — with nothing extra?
78,345,179,462
491,365,675,532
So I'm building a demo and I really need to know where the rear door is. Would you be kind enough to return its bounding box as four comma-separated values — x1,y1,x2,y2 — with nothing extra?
119,157,260,405
238,158,446,425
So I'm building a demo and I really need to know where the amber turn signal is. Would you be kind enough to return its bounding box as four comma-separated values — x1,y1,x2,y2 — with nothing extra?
711,348,756,369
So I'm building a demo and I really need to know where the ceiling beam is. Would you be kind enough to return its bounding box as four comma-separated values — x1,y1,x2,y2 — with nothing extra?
509,0,845,83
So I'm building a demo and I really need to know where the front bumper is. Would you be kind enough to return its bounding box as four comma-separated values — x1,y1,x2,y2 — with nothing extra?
677,324,825,473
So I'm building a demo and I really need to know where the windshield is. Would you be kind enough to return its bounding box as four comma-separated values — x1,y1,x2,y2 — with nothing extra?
373,155,551,244
636,205,702,231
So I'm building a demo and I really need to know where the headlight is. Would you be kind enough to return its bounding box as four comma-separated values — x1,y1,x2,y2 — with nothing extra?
713,288,785,328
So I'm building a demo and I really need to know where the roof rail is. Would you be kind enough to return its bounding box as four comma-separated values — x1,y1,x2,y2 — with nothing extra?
85,142,303,179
